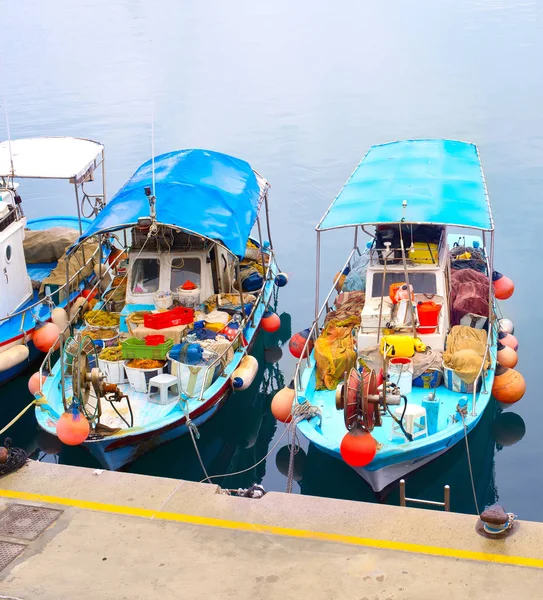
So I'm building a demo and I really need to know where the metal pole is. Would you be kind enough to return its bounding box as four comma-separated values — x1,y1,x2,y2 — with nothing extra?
235,262,246,322
353,225,358,250
444,485,451,512
74,182,83,235
65,255,71,320
315,231,321,321
101,149,107,207
256,217,267,278
399,479,406,507
264,190,274,250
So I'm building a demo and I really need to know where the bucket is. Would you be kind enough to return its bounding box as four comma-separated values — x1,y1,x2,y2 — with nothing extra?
388,357,413,395
98,359,128,384
177,286,200,309
153,291,173,311
168,351,219,398
416,301,441,335
124,365,164,393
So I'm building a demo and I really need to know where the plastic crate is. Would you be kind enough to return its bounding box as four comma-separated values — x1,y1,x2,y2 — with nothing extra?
122,337,173,360
143,306,194,330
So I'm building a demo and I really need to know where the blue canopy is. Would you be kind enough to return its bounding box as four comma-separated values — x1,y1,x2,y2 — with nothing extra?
317,139,493,231
76,149,263,257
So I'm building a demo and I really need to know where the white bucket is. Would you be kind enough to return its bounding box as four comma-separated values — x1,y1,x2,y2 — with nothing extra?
98,359,128,384
124,365,164,393
169,351,219,398
388,357,413,396
153,291,173,311
177,286,200,309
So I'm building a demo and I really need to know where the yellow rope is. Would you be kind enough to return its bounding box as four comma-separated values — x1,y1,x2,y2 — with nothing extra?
0,397,45,436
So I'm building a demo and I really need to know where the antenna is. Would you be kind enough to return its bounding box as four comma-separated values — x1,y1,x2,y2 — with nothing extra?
3,98,15,182
151,98,156,198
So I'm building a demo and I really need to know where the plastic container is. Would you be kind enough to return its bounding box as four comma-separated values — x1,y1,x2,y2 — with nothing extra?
145,335,165,346
413,369,443,388
177,285,200,309
98,359,128,384
416,301,442,335
143,306,194,330
168,351,220,398
443,364,482,393
153,291,173,311
388,357,413,395
122,337,173,360
124,364,164,393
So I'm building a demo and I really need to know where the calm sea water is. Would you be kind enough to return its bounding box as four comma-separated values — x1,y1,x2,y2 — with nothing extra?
1,0,542,519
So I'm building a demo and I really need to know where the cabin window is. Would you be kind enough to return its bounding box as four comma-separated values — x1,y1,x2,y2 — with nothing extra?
372,272,437,297
131,258,160,294
170,257,201,291
5,245,11,263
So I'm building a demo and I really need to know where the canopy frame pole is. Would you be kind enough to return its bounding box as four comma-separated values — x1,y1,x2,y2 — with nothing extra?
315,231,321,321
256,216,267,279
101,148,107,210
263,188,274,251
236,262,246,324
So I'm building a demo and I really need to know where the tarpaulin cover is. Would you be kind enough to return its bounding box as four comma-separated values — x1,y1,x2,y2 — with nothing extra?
450,268,490,326
318,140,493,231
75,149,262,257
443,325,489,384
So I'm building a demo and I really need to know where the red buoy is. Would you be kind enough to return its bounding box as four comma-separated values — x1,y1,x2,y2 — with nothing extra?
492,271,515,300
497,342,518,369
28,372,46,396
56,405,90,446
262,311,280,333
340,427,377,467
271,381,295,423
492,364,526,404
289,329,314,359
33,323,61,353
498,331,519,352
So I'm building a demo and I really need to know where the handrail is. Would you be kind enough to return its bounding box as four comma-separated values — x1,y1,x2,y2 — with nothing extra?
293,247,358,397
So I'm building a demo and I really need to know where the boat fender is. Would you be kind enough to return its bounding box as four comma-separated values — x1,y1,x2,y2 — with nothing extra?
71,296,88,317
0,344,30,372
231,355,258,391
52,307,68,332
380,335,426,358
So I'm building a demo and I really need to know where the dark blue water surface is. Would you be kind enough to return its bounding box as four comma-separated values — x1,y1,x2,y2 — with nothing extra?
0,0,542,520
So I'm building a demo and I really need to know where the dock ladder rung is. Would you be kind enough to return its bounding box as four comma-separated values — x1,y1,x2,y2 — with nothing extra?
399,479,451,512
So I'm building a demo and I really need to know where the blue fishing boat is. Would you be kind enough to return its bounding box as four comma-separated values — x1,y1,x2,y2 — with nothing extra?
291,139,520,492
35,149,282,470
0,137,107,385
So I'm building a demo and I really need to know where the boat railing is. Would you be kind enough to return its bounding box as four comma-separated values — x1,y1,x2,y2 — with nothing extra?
193,246,278,406
0,242,103,326
293,246,359,397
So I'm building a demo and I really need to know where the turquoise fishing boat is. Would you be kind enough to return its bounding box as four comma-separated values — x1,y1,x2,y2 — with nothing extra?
291,139,519,492
0,137,107,385
35,149,281,470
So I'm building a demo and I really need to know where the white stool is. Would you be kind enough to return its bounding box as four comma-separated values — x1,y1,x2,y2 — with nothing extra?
389,404,427,441
148,373,178,405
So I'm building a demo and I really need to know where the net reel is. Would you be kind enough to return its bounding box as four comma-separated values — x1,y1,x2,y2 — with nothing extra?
69,335,132,434
335,367,402,432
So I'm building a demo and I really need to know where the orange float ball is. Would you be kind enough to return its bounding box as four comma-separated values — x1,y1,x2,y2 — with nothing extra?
271,382,295,423
340,427,377,467
28,372,46,395
33,323,61,353
492,271,515,300
289,329,314,359
56,407,90,446
497,342,518,369
492,364,526,404
498,331,518,352
262,311,281,333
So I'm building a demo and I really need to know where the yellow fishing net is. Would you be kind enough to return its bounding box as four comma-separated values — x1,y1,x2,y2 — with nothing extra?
443,325,489,384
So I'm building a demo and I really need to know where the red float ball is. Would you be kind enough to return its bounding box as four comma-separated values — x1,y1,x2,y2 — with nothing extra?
28,372,46,396
271,383,295,423
497,342,518,369
289,329,314,359
262,311,280,333
33,323,61,353
498,331,518,352
340,427,377,467
492,365,526,405
492,271,515,300
56,408,90,446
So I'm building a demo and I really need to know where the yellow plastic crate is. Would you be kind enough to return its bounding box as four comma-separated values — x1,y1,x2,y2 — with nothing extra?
409,242,438,264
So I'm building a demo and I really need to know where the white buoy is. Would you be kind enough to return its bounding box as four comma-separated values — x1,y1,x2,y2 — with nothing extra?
52,307,68,332
0,345,30,372
499,318,514,335
231,355,258,391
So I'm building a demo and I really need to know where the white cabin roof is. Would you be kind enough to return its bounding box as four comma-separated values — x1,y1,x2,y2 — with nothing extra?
0,137,103,182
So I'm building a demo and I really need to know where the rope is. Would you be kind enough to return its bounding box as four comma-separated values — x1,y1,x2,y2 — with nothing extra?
0,397,45,436
285,402,321,493
459,411,480,515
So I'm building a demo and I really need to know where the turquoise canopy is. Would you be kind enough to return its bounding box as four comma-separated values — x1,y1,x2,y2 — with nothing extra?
317,139,493,231
76,149,263,257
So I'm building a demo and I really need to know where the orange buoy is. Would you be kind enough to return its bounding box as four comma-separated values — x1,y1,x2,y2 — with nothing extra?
497,342,518,369
492,364,526,404
28,372,46,395
498,331,518,352
33,323,61,353
289,329,314,359
56,405,90,446
334,272,346,292
492,271,515,300
262,310,280,333
271,381,295,423
340,427,377,467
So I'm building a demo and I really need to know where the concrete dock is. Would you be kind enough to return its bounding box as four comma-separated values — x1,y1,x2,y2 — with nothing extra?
0,461,541,599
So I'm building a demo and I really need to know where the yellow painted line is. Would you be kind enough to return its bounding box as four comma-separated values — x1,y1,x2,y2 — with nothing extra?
0,488,541,569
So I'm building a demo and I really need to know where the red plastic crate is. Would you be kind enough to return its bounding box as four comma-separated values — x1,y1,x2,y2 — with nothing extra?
143,306,195,330
145,334,165,346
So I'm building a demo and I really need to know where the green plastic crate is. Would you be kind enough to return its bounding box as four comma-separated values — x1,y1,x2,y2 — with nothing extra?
121,337,174,360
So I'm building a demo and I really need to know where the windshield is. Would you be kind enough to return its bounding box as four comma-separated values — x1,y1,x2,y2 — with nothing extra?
170,257,201,291
131,258,160,294
372,272,436,297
